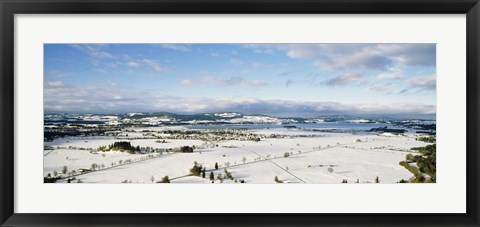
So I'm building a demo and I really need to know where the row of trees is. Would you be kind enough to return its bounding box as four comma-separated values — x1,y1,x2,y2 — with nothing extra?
341,177,379,183
189,161,246,183
416,136,436,143
97,141,169,154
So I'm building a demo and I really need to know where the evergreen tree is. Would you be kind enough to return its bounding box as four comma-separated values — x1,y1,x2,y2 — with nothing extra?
215,162,218,170
159,176,170,183
274,176,283,183
209,172,214,181
180,146,194,153
62,165,68,175
189,163,202,176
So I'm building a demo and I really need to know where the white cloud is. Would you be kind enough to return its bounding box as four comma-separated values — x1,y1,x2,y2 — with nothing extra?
92,52,113,59
286,47,315,59
45,81,66,87
44,81,156,113
244,44,435,71
368,83,394,93
377,72,404,80
254,48,275,55
127,61,141,67
44,81,435,118
239,61,266,74
157,44,191,52
95,68,108,74
180,79,195,86
117,97,436,117
277,69,305,77
71,44,113,59
45,70,72,79
141,59,164,72
322,73,363,87
242,44,276,55
230,58,244,65
106,62,118,68
248,44,393,70
250,62,264,69
408,74,436,90
70,45,168,75
210,52,221,57
180,76,267,87
126,59,165,72
377,44,436,67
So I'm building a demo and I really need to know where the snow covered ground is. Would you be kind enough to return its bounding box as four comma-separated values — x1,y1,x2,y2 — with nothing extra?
44,127,431,184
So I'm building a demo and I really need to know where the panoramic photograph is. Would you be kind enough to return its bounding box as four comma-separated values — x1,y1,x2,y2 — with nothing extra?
44,44,436,184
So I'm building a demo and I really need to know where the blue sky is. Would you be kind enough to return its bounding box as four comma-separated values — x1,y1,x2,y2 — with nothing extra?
44,44,436,118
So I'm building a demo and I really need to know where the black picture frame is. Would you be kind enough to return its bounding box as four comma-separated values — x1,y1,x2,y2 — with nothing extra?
1,0,479,226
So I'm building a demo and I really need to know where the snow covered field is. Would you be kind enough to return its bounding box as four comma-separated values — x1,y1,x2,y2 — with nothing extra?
44,127,430,184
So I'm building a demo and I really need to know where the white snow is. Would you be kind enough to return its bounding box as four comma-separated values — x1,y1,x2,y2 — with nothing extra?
213,112,241,118
45,128,429,184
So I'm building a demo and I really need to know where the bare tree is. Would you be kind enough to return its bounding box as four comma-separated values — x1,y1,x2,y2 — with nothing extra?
241,157,247,164
328,167,334,174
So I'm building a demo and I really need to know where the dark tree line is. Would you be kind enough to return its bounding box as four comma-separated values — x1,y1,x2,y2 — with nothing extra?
400,143,436,183
179,146,194,153
98,141,140,154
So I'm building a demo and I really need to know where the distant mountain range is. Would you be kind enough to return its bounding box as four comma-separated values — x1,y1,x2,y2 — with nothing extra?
44,111,436,124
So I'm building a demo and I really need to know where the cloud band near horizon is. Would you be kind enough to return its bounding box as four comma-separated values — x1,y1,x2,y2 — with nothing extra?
44,43,436,119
